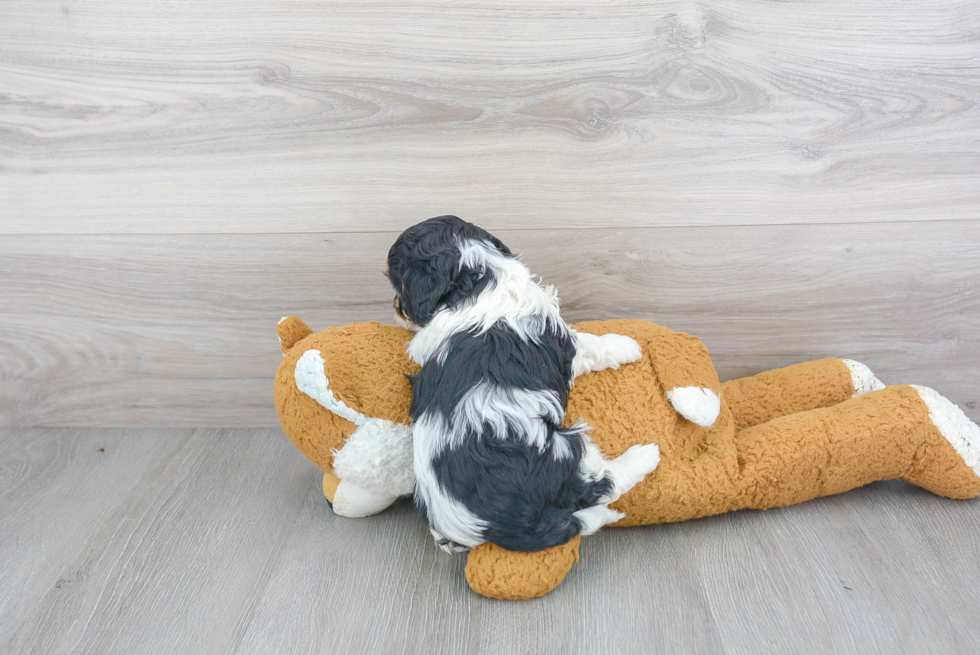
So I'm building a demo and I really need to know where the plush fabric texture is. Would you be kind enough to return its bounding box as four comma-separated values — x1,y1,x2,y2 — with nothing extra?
275,317,980,600
322,471,341,503
275,318,419,471
466,537,581,601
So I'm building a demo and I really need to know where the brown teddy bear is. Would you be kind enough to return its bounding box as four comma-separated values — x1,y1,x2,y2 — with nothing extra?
274,316,980,600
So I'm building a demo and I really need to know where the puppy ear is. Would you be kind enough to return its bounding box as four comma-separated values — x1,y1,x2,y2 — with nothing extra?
391,244,452,325
388,216,499,326
395,244,488,326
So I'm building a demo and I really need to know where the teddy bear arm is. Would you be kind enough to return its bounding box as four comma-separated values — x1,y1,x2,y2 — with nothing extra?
646,330,722,428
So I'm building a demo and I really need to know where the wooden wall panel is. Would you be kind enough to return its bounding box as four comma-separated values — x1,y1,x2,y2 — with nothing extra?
2,0,978,233
1,0,978,427
1,221,977,426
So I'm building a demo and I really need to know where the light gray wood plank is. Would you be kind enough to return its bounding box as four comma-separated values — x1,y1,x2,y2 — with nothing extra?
3,429,980,654
235,479,725,655
1,220,978,427
691,484,980,653
1,428,311,655
863,483,980,649
0,428,190,634
2,0,978,233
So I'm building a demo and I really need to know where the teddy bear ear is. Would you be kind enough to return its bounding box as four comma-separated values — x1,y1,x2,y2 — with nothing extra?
278,316,313,354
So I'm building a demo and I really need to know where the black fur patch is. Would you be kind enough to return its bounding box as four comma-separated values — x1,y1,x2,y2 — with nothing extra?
410,321,615,552
387,215,513,327
432,426,614,552
408,320,575,421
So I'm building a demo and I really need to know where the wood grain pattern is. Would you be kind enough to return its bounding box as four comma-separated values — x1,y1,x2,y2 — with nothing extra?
1,428,311,655
3,428,979,654
2,0,979,233
0,428,188,634
2,221,977,427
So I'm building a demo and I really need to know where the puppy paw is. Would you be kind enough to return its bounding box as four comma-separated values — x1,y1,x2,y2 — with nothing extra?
572,332,643,378
602,333,643,367
667,386,721,428
620,443,662,477
573,504,626,535
431,528,470,554
606,443,661,500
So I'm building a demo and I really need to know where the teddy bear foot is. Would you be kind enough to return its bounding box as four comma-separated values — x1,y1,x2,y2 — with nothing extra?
465,537,582,600
843,359,886,397
912,386,980,478
322,471,398,517
892,385,980,500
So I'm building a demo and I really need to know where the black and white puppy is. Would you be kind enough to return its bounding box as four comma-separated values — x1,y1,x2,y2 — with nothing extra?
387,216,661,553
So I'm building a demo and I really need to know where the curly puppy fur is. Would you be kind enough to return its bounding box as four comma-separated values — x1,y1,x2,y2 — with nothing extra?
387,216,658,553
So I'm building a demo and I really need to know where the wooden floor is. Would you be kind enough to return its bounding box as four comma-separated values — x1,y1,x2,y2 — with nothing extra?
3,427,979,655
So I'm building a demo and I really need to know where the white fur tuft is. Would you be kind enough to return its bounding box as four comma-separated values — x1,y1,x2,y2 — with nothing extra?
843,359,886,397
574,504,625,535
406,239,566,365
451,383,563,451
667,386,721,428
913,385,980,477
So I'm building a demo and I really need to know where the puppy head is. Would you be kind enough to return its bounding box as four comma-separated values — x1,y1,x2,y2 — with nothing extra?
386,215,512,328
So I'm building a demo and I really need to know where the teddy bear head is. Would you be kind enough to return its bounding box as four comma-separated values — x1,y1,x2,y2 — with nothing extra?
274,317,419,478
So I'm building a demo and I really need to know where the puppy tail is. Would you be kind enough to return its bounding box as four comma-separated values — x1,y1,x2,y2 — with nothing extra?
278,316,313,354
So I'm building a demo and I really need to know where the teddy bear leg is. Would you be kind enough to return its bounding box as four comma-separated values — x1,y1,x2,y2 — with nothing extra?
322,471,399,518
465,537,582,600
731,385,980,511
322,470,341,503
722,358,884,431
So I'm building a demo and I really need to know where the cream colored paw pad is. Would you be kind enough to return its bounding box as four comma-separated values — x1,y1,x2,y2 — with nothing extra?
843,359,886,397
913,385,980,477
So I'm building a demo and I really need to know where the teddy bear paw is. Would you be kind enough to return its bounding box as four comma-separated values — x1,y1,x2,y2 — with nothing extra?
913,385,980,477
843,359,886,397
667,386,721,428
331,480,399,518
